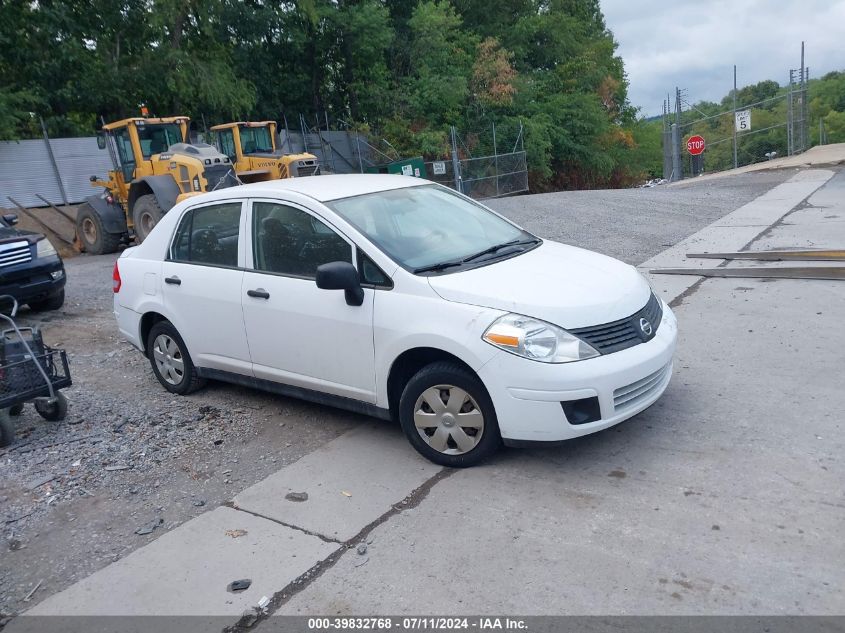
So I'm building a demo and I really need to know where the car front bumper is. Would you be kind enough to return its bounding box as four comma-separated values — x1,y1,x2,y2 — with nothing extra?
477,301,678,443
0,257,66,306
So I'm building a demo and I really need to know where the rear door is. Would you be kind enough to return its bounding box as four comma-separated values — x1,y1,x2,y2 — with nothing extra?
241,198,376,402
161,200,252,375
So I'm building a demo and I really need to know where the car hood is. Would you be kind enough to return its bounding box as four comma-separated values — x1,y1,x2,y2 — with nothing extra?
426,241,651,329
0,226,40,244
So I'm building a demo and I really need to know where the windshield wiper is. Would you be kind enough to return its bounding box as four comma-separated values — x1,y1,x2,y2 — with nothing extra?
461,238,540,263
413,260,465,274
413,238,540,274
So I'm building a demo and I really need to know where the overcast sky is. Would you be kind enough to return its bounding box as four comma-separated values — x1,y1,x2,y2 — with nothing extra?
600,0,845,117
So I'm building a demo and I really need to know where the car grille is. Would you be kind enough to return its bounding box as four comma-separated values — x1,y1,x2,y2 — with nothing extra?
570,293,663,354
613,362,672,411
203,164,238,191
292,160,319,177
0,241,32,269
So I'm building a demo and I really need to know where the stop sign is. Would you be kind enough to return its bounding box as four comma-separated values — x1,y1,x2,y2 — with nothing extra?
687,135,706,155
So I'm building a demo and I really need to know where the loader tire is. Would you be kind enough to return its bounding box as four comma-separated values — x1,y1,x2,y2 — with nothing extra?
77,203,121,255
132,195,164,244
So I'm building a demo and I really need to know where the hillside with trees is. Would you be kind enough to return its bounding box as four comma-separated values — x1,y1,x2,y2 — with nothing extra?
669,71,845,176
1,1,842,189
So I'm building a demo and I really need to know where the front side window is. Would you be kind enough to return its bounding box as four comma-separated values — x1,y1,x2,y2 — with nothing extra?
113,128,136,181
218,129,237,161
252,202,351,278
170,202,242,267
327,185,533,271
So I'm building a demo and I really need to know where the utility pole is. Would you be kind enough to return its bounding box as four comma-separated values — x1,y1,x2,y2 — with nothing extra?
800,41,806,153
732,65,738,170
671,87,683,181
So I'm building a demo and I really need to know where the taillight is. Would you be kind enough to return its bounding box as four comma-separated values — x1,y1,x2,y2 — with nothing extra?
112,261,121,293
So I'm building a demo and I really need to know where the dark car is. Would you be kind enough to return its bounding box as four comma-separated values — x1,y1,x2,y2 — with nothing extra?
0,213,66,311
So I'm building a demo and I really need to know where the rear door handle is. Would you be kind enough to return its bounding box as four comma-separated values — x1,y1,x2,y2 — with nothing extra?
247,288,270,299
165,276,181,285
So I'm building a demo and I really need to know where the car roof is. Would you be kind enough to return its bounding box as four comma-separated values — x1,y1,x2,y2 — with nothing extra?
216,174,430,203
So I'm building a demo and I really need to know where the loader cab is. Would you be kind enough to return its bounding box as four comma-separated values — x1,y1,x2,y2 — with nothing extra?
212,121,276,167
238,122,276,155
102,117,190,182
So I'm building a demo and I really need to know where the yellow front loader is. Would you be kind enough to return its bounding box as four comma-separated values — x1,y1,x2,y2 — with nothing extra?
78,116,237,254
211,121,319,182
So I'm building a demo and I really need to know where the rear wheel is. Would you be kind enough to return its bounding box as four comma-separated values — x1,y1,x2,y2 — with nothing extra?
132,195,164,243
76,203,121,254
398,362,501,467
147,321,205,395
0,410,15,447
28,288,65,312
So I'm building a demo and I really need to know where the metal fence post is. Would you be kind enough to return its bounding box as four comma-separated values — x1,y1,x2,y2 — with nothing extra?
450,126,462,193
492,121,499,197
39,117,69,206
732,65,738,169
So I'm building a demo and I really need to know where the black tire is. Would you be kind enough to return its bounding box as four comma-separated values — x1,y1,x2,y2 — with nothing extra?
28,288,65,312
76,203,122,255
146,321,205,395
398,361,501,467
8,403,24,416
0,409,15,447
132,194,165,244
35,391,68,422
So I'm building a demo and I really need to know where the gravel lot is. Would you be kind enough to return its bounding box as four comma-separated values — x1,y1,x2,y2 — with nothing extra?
0,170,796,618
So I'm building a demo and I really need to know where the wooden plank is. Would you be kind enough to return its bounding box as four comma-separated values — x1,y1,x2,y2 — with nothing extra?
650,266,845,281
688,250,845,261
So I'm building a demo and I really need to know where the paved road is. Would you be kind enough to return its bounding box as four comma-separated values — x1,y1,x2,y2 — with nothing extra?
487,169,797,264
11,168,844,624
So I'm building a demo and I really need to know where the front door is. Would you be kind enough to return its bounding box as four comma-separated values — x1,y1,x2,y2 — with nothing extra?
241,199,376,402
161,200,252,375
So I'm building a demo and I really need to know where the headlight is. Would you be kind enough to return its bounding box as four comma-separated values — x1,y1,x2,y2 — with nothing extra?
482,314,599,363
36,238,57,258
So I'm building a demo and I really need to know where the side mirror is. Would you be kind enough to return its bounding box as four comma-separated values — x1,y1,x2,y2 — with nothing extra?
96,133,106,150
2,213,18,226
316,261,364,306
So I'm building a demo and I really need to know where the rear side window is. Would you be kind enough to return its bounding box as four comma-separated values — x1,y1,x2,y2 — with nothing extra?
170,202,242,267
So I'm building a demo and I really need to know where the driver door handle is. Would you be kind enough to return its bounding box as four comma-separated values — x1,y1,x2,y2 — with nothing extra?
247,288,270,299
164,276,181,285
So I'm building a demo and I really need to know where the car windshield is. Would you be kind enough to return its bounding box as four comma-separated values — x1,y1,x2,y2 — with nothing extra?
239,125,273,153
327,184,536,272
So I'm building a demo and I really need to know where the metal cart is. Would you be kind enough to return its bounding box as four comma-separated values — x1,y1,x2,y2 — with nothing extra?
0,295,72,447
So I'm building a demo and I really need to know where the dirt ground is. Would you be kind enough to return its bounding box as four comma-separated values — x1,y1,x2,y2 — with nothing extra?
0,252,361,618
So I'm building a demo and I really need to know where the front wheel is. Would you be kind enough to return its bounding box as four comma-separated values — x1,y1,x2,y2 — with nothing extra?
132,194,164,243
35,391,68,421
147,321,206,395
398,362,501,467
29,289,65,312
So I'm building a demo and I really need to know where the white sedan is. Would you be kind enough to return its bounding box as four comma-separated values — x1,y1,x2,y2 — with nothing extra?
113,175,677,466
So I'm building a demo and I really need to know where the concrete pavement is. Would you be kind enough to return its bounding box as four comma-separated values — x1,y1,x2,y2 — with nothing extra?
13,167,844,624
